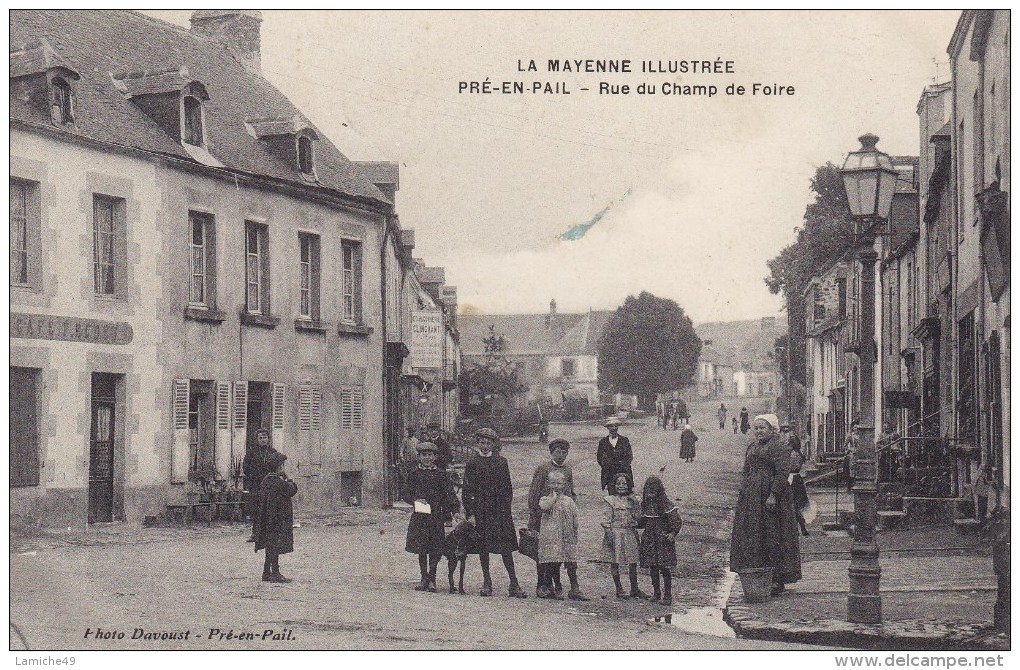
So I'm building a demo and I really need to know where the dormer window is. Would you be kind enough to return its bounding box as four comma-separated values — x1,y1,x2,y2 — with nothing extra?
297,134,314,174
183,95,204,146
49,76,74,125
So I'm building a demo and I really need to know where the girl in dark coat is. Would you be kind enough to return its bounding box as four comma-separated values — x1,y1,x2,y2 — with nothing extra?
254,452,297,583
729,414,802,596
638,476,684,605
402,442,461,592
462,428,526,598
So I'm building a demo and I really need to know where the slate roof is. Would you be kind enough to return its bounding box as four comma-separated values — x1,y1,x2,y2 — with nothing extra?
459,311,614,358
695,318,785,371
9,10,389,206
547,310,614,356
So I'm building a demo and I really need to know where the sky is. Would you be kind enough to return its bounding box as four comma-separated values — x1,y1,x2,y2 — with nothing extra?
146,9,961,323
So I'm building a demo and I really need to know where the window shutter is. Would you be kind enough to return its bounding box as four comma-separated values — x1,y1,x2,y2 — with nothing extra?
171,379,190,484
172,379,190,429
352,387,363,429
341,387,363,430
272,383,286,430
233,381,248,430
216,382,231,430
311,385,322,430
299,385,312,431
341,389,352,430
299,384,322,432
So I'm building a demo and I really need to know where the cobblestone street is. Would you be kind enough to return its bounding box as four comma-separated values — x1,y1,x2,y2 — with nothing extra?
11,400,818,650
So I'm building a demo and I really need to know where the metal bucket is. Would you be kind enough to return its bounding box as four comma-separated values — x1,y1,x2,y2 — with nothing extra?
738,567,774,603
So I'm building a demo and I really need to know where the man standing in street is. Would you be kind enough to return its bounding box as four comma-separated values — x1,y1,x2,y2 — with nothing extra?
780,422,801,452
674,398,688,430
243,428,280,542
718,403,728,430
597,417,633,491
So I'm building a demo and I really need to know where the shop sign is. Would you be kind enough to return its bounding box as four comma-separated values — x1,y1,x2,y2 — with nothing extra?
410,310,443,369
11,312,133,345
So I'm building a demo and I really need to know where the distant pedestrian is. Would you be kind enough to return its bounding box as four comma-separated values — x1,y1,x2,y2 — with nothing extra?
718,403,728,430
842,421,859,493
679,424,698,462
739,408,751,434
787,431,810,537
403,441,460,592
597,417,633,491
676,399,690,428
243,428,279,542
638,476,683,605
462,428,527,598
536,470,589,601
732,416,738,434
254,452,297,583
601,473,648,600
398,427,420,501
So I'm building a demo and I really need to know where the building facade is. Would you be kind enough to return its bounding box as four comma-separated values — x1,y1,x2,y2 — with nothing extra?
459,301,613,409
10,10,405,526
798,10,1009,526
947,10,1010,514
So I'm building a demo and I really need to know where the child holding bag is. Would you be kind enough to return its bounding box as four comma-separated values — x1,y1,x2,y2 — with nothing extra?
638,476,683,605
402,442,460,592
601,472,648,600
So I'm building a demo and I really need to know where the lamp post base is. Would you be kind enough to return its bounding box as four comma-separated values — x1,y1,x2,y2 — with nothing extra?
847,594,882,624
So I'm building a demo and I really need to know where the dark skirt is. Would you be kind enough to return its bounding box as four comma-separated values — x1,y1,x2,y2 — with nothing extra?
791,474,809,511
729,464,801,584
639,518,678,568
405,511,447,555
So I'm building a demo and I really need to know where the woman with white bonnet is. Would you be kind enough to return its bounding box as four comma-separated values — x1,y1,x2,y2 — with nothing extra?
729,412,802,596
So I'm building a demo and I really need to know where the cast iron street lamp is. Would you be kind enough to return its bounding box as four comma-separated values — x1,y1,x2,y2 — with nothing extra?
840,133,897,624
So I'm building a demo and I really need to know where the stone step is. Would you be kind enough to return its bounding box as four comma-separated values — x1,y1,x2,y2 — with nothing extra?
953,518,982,535
877,510,906,530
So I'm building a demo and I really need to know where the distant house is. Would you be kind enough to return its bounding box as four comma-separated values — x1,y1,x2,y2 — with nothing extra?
459,300,614,407
695,318,784,398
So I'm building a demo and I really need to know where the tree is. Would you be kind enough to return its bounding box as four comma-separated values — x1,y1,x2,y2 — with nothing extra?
461,326,529,414
765,163,855,386
597,291,702,409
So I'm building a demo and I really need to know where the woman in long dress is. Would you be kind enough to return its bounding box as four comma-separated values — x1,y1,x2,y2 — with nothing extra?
729,413,802,596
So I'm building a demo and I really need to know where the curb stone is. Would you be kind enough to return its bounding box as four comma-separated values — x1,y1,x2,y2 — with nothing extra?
723,603,1009,651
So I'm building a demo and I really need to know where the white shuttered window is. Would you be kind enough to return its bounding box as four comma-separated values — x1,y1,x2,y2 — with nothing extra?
340,387,363,430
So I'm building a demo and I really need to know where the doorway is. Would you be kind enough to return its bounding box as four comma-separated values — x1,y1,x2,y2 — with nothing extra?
245,381,271,451
89,373,119,523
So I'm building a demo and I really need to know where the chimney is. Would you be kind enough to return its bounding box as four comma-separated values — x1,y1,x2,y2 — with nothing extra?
546,299,557,328
191,10,263,74
441,287,458,331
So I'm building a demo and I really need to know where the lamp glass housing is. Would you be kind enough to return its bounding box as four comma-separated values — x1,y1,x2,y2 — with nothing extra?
840,134,898,220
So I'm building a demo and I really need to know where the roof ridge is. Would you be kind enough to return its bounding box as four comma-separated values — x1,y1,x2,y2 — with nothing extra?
125,10,195,37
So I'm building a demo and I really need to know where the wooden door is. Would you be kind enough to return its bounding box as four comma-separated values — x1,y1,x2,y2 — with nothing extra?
89,374,116,523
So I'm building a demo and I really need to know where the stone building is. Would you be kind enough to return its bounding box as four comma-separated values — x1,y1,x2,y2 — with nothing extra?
947,10,1010,513
10,10,403,526
459,301,613,408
